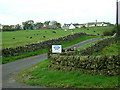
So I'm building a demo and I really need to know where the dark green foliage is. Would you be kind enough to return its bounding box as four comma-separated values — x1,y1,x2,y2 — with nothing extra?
97,33,100,35
43,36,46,38
103,31,114,36
52,31,56,33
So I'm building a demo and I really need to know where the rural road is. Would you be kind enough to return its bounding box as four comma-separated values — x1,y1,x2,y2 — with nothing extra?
2,37,101,88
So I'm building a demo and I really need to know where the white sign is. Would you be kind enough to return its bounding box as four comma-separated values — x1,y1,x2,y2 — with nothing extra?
52,45,62,53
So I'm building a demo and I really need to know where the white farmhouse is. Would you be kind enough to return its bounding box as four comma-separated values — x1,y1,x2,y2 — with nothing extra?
69,23,75,29
62,23,76,30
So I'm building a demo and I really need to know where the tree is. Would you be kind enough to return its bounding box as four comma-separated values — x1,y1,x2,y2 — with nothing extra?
0,24,2,30
2,25,12,30
34,22,43,29
22,20,34,30
56,23,61,28
15,24,21,30
44,21,50,28
48,21,61,29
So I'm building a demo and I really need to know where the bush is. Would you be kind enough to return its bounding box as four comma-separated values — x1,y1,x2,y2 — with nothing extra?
112,24,120,35
103,30,114,36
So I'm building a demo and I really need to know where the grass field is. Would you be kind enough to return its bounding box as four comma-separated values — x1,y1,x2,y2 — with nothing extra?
2,26,114,48
17,59,119,88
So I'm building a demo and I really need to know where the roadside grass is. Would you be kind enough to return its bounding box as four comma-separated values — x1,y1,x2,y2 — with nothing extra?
2,36,98,64
2,26,113,48
2,49,48,64
17,59,119,88
61,36,99,48
77,40,102,51
90,39,119,56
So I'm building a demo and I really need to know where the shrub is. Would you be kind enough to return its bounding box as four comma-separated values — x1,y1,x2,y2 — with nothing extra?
52,31,56,33
103,31,114,36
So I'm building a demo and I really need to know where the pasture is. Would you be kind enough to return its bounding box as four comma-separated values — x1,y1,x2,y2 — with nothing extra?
2,26,114,48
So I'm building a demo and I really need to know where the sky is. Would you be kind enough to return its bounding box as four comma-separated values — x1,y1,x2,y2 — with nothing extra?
0,0,120,25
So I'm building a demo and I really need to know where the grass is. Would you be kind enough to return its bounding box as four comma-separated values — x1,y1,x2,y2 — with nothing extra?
17,59,119,88
2,26,114,48
61,36,99,48
2,49,48,64
90,39,119,56
77,40,102,51
75,26,114,35
2,36,99,64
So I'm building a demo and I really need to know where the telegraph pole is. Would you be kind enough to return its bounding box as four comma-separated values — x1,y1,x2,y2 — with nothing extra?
116,0,119,36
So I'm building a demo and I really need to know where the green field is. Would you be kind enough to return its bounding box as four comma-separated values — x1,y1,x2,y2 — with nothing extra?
2,26,114,48
17,59,119,88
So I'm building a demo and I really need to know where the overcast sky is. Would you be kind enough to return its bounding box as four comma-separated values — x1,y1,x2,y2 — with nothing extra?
0,0,119,25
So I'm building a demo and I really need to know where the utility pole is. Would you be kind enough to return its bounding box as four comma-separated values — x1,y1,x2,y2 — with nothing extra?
116,0,119,36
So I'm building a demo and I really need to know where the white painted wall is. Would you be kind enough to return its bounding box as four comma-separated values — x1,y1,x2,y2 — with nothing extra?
69,24,75,29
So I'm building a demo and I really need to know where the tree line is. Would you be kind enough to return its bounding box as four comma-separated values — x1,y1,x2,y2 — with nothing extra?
0,20,61,31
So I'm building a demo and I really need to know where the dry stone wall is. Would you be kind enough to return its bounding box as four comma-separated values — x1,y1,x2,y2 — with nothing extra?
53,36,117,56
49,36,119,76
79,37,117,55
2,32,91,57
49,54,119,76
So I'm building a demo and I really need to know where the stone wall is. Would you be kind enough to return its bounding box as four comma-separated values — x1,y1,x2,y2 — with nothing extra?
79,37,117,55
51,36,117,56
49,36,119,76
2,32,91,57
49,54,119,76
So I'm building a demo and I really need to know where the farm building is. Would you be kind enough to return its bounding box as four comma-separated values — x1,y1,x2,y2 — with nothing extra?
73,24,85,28
62,23,76,30
42,25,47,29
85,22,113,27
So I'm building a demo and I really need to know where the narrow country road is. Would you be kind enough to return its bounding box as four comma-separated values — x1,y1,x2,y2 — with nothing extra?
2,37,101,88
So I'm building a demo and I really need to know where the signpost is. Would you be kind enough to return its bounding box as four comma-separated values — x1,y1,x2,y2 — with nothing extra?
116,0,119,35
52,45,62,53
118,1,120,24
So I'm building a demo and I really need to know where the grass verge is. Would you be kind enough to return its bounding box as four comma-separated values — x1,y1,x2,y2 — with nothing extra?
17,59,119,88
2,49,48,64
90,40,119,55
77,40,102,51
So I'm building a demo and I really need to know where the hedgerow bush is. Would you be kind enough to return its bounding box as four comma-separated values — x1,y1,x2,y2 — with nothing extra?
103,24,120,36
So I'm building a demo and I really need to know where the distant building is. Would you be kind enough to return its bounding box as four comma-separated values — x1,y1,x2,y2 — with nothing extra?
73,24,85,28
42,25,47,29
85,22,112,27
62,23,75,30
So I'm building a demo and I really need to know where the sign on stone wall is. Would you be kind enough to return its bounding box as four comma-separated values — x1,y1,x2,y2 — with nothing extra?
52,45,62,53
